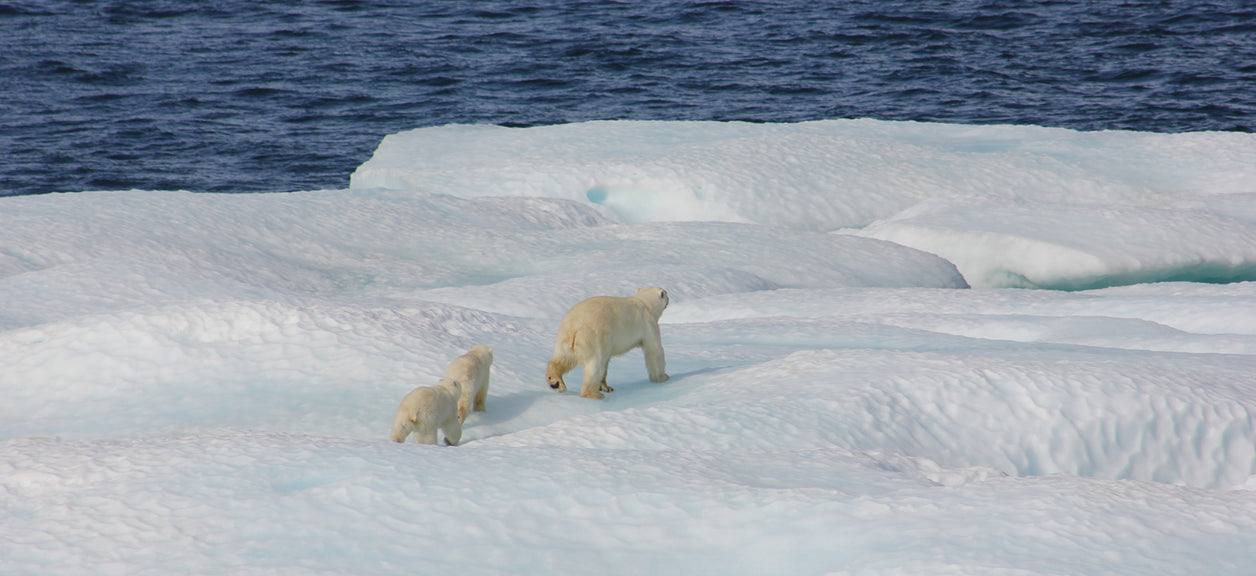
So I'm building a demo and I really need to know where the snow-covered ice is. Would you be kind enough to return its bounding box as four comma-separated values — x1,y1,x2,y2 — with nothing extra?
353,119,1256,290
4,119,1256,575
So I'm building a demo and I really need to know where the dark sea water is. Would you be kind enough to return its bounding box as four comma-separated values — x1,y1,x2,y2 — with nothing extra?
2,0,1254,196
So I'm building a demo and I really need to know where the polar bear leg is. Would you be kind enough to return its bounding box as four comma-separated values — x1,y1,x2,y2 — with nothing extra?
390,411,414,443
580,357,607,399
457,390,471,424
599,375,613,393
390,421,411,443
473,376,489,411
643,333,669,383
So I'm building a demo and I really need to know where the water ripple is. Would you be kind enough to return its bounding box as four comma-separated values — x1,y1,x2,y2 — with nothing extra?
1,0,1253,195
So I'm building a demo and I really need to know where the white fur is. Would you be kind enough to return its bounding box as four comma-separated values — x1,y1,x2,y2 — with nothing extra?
546,287,670,399
390,378,463,445
445,345,493,423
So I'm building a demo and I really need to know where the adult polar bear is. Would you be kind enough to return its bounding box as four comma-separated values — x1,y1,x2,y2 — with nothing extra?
546,287,670,399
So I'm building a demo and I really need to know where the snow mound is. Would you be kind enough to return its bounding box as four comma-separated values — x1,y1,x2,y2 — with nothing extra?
0,299,523,439
350,120,1256,231
0,190,966,330
415,221,968,318
485,346,1256,489
350,120,1256,289
854,199,1256,289
10,431,1254,576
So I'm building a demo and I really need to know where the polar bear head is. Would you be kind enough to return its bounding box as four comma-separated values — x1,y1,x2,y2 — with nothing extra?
546,361,569,392
634,287,669,318
437,378,462,395
467,345,494,365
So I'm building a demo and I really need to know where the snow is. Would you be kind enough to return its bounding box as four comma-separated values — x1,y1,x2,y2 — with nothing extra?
353,119,1256,289
4,119,1256,575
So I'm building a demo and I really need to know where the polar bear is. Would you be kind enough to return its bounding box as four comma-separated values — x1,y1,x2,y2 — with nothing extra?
445,345,493,423
390,378,463,446
546,287,670,399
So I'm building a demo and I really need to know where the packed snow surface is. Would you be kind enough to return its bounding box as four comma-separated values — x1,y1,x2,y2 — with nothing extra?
5,120,1256,575
354,119,1256,289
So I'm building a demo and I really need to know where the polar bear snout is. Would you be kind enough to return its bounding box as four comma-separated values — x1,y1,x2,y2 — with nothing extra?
549,380,561,390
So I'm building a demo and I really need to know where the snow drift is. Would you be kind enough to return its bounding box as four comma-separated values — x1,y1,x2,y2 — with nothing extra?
4,119,1256,575
353,119,1256,289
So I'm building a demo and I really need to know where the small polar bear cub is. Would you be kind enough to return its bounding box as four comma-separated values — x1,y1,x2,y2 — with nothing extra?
445,345,493,423
390,378,463,446
546,287,670,399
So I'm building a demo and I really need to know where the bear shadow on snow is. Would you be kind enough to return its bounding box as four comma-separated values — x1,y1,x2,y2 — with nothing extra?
460,391,541,425
549,361,714,409
432,365,716,444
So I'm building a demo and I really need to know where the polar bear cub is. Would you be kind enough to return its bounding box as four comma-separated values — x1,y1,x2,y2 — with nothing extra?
390,378,463,446
445,345,493,423
546,287,670,399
